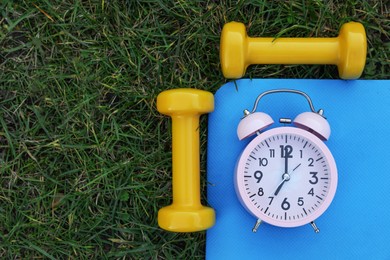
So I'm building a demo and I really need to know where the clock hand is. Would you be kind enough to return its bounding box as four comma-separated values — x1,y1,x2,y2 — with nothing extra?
284,152,289,174
275,152,291,196
291,163,302,173
274,174,289,196
273,163,302,196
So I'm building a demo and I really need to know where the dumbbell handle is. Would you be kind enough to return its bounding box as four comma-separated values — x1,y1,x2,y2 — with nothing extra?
171,115,201,207
247,38,339,64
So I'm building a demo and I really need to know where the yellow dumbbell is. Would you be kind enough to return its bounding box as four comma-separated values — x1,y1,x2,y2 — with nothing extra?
220,21,367,79
157,88,215,232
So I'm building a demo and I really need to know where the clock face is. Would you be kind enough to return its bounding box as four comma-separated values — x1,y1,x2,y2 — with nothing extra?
235,126,337,228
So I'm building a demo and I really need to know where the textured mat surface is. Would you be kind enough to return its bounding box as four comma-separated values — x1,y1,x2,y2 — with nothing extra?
206,79,390,260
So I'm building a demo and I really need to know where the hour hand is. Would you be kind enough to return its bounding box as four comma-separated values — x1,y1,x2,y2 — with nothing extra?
273,163,301,196
274,174,290,196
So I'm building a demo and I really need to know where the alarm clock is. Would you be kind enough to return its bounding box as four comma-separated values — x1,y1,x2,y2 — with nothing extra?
234,89,338,233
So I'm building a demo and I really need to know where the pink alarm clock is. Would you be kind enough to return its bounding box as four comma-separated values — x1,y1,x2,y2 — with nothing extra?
234,89,338,233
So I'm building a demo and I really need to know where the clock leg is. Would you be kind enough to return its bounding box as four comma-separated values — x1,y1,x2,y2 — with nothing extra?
310,221,320,233
252,219,263,233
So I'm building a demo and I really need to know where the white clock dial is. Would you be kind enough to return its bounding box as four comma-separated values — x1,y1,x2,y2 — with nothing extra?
235,127,337,228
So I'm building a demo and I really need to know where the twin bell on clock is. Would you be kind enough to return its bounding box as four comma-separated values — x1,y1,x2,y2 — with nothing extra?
235,89,338,233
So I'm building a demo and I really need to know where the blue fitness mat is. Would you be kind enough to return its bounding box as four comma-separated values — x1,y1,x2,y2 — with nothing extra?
206,79,390,260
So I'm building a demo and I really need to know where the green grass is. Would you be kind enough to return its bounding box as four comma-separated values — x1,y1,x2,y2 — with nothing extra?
0,0,389,258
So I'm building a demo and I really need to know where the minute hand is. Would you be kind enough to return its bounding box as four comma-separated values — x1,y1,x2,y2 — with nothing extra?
275,153,291,196
284,152,289,174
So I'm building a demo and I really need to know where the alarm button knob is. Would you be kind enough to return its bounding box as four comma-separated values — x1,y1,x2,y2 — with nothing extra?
237,112,274,140
293,112,331,140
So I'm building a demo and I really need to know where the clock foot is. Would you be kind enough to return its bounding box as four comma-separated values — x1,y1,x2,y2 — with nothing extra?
310,221,320,233
252,219,263,232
